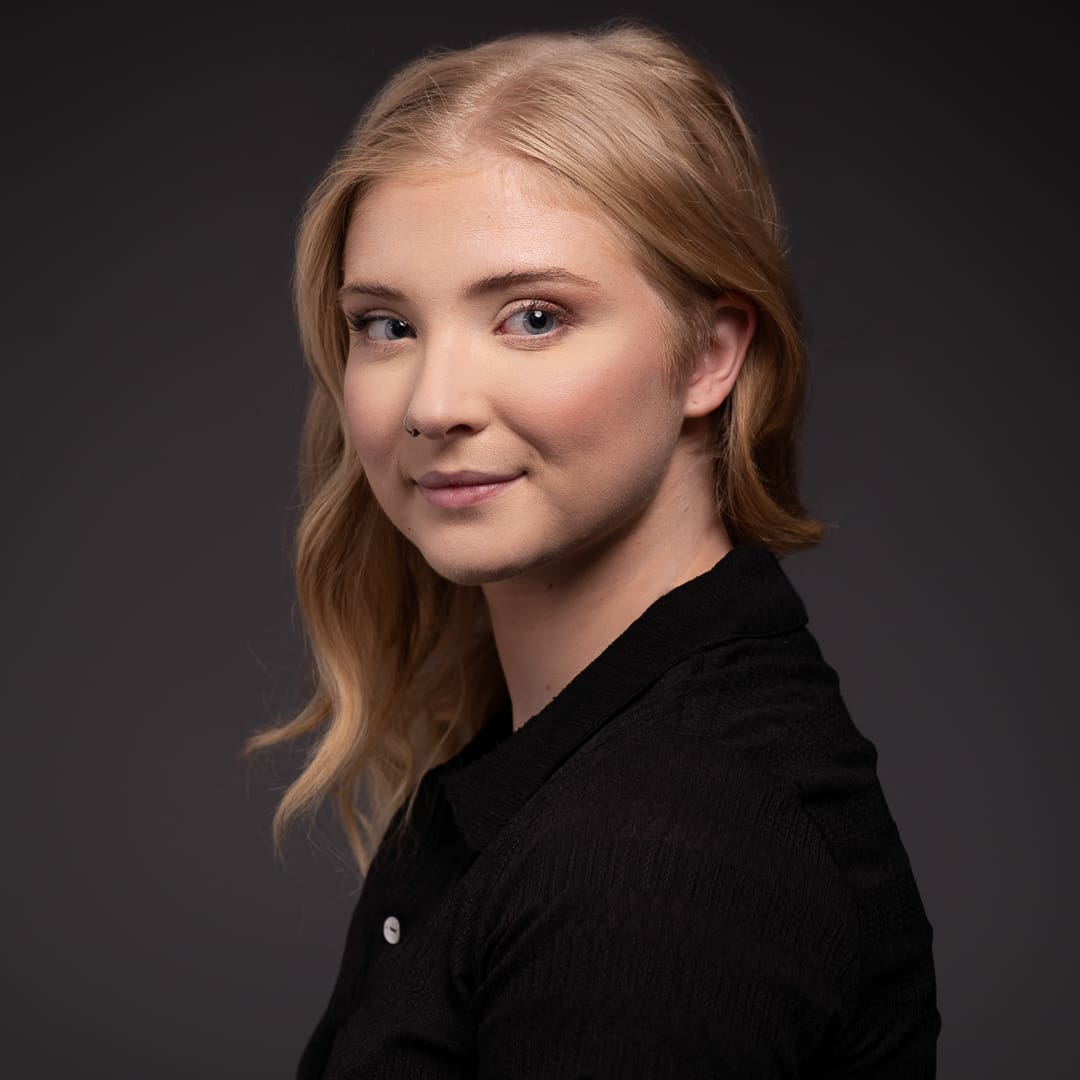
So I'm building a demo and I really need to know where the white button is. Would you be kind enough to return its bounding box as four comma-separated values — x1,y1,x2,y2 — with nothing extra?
383,915,401,944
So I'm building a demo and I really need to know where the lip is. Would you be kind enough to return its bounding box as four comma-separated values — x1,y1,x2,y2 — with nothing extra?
414,470,525,508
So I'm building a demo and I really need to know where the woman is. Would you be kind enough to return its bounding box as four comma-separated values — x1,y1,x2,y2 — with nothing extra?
246,21,941,1078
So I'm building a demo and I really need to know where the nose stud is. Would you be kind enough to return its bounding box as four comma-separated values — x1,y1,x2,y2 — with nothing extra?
403,414,420,438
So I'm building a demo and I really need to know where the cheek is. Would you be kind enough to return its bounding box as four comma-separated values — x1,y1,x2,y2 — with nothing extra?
520,336,678,473
342,364,405,463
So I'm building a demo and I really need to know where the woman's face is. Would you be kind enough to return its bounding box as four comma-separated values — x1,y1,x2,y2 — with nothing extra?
339,152,718,587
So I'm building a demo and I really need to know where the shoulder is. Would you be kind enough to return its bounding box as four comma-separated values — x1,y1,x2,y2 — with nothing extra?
460,628,938,1073
611,624,903,876
460,636,863,1068
554,625,884,873
471,625,868,929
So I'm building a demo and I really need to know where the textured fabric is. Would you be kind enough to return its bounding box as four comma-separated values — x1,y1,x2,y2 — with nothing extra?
295,544,940,1078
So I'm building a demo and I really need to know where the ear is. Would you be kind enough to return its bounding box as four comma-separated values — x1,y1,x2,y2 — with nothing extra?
681,292,757,419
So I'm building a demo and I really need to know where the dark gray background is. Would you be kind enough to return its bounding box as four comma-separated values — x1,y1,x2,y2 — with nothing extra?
5,1,1076,1076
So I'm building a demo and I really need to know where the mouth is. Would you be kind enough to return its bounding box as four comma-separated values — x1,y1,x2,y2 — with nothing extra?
413,470,525,508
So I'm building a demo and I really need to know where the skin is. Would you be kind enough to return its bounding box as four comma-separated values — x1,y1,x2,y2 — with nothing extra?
340,151,757,730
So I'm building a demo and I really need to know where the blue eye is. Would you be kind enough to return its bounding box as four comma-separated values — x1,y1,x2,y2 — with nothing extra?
504,307,560,336
348,314,415,342
369,317,414,341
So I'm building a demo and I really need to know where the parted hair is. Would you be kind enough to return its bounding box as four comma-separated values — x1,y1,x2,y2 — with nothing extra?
244,21,828,876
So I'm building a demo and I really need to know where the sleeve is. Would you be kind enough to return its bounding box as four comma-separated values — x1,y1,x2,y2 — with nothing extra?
464,762,863,1079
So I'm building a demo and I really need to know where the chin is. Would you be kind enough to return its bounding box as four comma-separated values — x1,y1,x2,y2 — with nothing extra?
415,541,538,587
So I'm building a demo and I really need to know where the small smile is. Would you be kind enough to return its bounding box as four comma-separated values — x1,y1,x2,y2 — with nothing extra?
414,471,525,509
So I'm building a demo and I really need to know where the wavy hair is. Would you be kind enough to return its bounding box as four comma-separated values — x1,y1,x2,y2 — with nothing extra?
244,21,829,877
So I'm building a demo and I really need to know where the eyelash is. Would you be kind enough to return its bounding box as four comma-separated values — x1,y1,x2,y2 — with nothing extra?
343,299,573,346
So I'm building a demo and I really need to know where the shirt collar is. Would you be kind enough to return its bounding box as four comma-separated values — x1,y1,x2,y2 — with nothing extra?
437,543,808,854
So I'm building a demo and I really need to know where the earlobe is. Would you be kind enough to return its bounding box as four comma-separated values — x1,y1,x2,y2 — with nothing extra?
682,293,757,419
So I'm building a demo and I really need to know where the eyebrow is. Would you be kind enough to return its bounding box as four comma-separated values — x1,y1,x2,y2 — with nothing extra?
336,267,602,305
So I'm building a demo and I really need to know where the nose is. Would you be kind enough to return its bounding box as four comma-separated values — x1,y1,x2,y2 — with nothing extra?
403,332,491,440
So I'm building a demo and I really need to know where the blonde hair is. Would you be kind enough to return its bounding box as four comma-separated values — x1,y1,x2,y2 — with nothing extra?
244,20,829,877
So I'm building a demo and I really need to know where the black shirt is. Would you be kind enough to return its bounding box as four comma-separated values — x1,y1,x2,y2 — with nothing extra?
296,544,940,1078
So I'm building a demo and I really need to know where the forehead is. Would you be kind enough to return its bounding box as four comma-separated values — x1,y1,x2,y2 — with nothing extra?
342,153,636,284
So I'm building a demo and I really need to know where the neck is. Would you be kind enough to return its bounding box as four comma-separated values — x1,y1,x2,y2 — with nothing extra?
481,455,732,732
